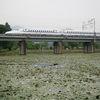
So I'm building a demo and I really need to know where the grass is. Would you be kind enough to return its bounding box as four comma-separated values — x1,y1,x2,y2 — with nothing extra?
0,49,100,55
0,53,100,100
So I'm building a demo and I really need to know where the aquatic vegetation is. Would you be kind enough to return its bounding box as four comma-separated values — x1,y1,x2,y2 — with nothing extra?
0,53,100,99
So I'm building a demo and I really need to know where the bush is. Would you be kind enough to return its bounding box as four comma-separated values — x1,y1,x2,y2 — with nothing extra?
1,49,9,52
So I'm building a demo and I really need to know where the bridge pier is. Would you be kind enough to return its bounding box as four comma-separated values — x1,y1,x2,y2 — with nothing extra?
83,42,94,53
18,40,27,55
53,41,63,54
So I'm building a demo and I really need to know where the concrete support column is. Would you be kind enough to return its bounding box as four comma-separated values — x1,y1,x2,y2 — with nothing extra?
83,42,94,53
53,41,63,54
18,40,26,55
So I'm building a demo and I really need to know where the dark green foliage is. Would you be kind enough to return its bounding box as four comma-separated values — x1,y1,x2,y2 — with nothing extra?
95,43,100,49
5,22,12,31
0,22,11,34
0,25,8,34
63,42,83,49
27,42,49,50
0,22,13,51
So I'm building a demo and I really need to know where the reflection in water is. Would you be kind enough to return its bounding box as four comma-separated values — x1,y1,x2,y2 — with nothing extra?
0,63,58,66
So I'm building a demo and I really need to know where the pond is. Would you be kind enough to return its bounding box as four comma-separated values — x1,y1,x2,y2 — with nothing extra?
0,63,58,66
0,53,100,99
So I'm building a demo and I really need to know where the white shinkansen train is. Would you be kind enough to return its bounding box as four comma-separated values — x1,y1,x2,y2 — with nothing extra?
5,29,60,35
5,29,100,37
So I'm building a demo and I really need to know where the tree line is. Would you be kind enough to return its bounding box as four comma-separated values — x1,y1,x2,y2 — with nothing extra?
0,22,14,52
0,22,100,52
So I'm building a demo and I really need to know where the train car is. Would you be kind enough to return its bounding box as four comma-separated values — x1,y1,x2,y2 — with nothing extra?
63,30,95,36
5,29,62,36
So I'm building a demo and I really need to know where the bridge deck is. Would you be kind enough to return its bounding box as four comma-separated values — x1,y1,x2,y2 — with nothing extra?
0,34,100,42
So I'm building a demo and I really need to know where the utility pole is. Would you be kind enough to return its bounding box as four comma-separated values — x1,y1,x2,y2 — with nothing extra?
82,18,96,42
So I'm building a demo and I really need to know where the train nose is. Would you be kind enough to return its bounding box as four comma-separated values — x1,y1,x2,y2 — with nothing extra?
5,31,11,34
5,31,18,34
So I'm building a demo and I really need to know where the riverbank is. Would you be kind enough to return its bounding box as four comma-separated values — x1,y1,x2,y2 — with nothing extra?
0,49,100,55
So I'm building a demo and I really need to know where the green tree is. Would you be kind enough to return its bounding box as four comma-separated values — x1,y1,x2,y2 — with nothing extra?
68,42,81,49
63,42,83,50
2,41,14,51
5,22,11,31
41,42,49,49
27,42,34,49
63,42,69,49
27,42,41,50
95,43,100,49
11,42,19,50
50,46,53,50
35,43,40,50
0,22,13,51
0,25,8,34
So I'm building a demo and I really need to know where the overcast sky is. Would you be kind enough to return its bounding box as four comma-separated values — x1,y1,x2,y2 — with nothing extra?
0,0,100,31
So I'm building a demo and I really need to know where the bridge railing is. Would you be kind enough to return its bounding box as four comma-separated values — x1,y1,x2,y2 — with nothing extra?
0,34,6,36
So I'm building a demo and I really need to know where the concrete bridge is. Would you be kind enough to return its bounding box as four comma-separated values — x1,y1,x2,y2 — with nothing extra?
0,33,100,55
